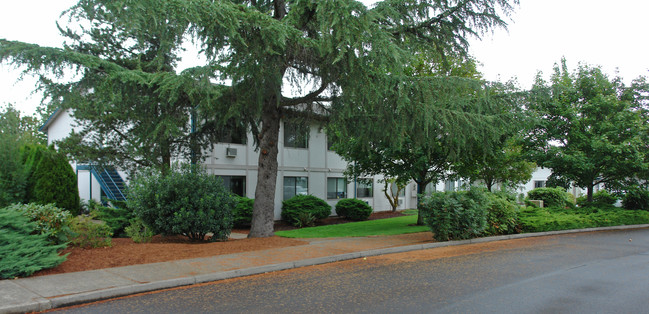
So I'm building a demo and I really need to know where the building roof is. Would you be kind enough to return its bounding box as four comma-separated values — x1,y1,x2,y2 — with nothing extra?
38,108,62,133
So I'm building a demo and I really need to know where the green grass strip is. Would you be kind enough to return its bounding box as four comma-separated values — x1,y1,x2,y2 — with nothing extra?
275,215,429,238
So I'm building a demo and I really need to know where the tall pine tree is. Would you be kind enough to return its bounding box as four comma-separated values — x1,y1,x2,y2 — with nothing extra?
1,0,518,237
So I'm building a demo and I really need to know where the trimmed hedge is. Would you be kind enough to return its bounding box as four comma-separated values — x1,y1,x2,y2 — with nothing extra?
335,199,372,221
281,195,331,227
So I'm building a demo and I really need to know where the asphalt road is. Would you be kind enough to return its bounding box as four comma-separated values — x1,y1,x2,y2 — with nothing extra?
54,228,649,314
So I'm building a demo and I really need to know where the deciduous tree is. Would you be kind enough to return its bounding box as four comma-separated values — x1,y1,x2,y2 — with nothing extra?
526,59,649,202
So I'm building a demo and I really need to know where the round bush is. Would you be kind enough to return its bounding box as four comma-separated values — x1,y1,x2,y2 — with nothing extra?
281,195,331,227
233,197,254,227
127,163,236,241
623,187,649,211
419,188,489,241
335,199,372,221
526,187,572,208
483,193,519,236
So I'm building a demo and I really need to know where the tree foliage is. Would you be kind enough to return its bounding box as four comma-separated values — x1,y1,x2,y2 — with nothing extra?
526,59,649,202
0,105,45,207
1,0,518,237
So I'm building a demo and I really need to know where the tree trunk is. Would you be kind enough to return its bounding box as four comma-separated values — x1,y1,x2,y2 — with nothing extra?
416,181,428,226
587,184,594,203
248,102,281,238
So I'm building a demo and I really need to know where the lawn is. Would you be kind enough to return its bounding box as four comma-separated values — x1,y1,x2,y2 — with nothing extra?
275,214,429,238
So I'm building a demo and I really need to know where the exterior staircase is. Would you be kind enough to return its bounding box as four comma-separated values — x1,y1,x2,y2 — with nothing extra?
89,164,127,202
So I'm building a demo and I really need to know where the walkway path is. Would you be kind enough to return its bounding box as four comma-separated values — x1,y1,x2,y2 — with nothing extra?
2,225,648,313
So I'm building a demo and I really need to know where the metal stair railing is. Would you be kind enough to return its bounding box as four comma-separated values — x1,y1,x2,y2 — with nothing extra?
89,163,127,201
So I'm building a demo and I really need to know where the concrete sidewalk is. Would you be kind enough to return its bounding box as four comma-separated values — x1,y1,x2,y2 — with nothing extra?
2,224,649,314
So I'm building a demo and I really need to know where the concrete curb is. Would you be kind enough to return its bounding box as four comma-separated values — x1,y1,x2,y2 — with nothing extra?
3,224,649,314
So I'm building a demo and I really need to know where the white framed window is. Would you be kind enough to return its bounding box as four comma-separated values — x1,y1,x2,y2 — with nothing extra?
356,178,373,198
284,176,308,199
327,177,347,199
534,180,546,188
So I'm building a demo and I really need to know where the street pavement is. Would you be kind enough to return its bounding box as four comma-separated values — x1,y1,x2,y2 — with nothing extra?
1,224,648,313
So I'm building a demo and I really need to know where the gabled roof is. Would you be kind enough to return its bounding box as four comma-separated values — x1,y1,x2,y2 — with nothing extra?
38,108,62,133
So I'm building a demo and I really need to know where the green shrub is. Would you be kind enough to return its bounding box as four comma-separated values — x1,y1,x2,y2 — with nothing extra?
623,187,649,211
483,193,519,236
233,197,254,227
5,203,73,244
419,188,489,241
69,216,113,248
526,187,572,208
25,146,81,215
294,211,317,228
128,163,235,241
91,202,134,237
576,190,618,208
0,208,67,279
281,194,331,227
125,218,155,243
335,199,373,221
518,206,649,232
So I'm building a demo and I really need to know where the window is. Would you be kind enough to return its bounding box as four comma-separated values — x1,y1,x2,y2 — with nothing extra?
327,178,347,199
284,122,309,148
445,180,456,191
356,178,373,198
424,183,437,195
284,177,308,200
217,120,247,144
390,182,406,197
327,136,335,151
218,176,246,196
534,180,546,188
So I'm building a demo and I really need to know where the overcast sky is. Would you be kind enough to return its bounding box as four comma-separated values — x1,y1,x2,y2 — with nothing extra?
2,0,648,116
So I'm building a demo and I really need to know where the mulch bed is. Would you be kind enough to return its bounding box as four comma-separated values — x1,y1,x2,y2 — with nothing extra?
31,210,408,277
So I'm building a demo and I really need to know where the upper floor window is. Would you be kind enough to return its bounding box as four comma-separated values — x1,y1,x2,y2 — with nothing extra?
284,122,309,148
534,180,546,189
217,120,247,144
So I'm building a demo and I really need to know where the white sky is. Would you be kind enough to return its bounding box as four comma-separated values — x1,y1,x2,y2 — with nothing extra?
2,0,648,116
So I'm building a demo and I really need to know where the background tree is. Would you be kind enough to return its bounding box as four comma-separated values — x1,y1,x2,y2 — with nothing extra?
526,59,649,202
0,105,45,207
456,136,535,192
1,0,518,237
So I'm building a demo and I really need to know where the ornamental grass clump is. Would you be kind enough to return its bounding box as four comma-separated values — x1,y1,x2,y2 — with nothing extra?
128,163,236,241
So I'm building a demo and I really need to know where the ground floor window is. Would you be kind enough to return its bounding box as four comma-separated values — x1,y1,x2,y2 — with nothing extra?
445,180,456,191
327,177,347,199
218,176,246,196
356,178,373,198
284,176,308,200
